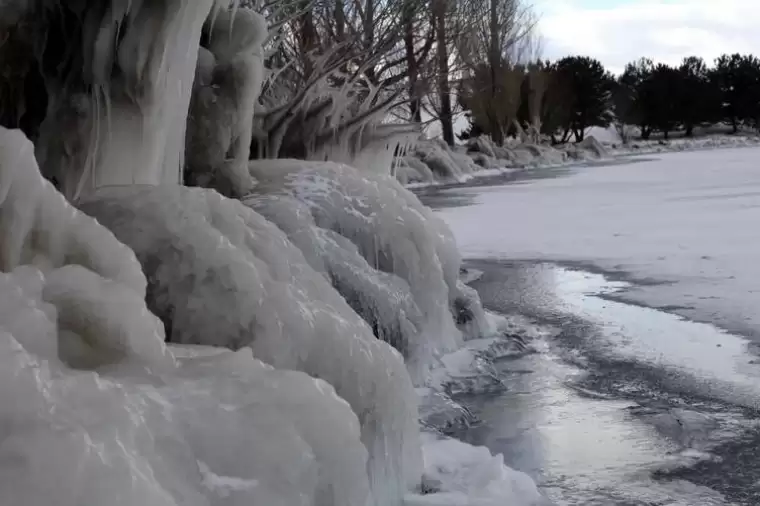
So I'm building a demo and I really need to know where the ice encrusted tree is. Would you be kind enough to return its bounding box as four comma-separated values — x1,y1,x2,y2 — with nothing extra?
0,1,504,506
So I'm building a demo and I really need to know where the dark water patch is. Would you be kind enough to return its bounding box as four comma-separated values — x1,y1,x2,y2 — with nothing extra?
456,259,760,505
653,428,760,505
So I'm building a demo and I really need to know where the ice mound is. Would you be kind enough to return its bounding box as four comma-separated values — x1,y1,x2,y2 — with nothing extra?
0,127,145,293
0,126,375,506
405,432,549,506
79,184,422,501
562,135,610,161
577,135,610,158
0,310,373,506
246,159,489,381
413,142,478,182
396,157,436,185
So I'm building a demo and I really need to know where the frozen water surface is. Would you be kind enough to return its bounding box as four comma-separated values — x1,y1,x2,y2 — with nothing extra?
436,147,760,339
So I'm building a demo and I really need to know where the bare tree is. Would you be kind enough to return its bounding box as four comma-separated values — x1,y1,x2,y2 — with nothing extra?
452,0,538,145
250,0,435,160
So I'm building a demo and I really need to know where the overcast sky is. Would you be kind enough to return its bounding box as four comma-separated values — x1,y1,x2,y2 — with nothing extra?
534,0,760,75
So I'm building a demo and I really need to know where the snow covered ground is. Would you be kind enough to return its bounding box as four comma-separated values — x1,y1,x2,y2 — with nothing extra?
436,146,760,340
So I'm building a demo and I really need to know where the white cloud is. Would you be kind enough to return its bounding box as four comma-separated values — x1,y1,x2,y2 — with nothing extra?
536,0,760,74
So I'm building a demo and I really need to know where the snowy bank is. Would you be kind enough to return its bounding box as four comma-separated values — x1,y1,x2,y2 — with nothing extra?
606,133,760,156
398,132,760,188
397,135,610,187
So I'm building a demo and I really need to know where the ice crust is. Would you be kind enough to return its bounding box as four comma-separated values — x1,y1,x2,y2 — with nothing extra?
245,159,492,382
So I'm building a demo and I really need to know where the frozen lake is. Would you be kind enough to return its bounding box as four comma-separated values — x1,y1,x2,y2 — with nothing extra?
420,148,760,505
429,147,760,340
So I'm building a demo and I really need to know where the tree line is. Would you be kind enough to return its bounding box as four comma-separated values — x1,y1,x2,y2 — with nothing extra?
1,0,542,159
459,53,760,146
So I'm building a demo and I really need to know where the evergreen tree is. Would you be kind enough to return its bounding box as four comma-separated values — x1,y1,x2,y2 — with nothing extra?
711,54,760,132
615,58,655,139
643,63,680,139
677,57,720,136
553,56,614,142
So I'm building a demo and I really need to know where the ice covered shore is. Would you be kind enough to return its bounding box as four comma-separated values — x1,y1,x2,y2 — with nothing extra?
398,132,760,187
0,126,548,506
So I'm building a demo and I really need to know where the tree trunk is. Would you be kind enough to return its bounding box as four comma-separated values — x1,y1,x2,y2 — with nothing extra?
334,0,346,40
404,5,422,123
487,0,499,145
300,10,319,76
364,0,377,83
434,0,454,145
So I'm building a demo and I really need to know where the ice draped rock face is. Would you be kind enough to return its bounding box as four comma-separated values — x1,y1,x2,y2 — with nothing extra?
245,160,492,382
0,126,379,506
79,184,423,502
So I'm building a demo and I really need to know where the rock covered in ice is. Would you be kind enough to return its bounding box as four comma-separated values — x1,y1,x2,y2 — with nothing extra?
79,184,422,502
246,159,487,382
413,142,479,182
397,157,436,185
465,136,497,158
577,135,610,158
562,135,611,161
416,388,477,434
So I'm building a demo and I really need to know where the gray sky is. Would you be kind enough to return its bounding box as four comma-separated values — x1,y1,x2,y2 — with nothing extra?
534,0,760,75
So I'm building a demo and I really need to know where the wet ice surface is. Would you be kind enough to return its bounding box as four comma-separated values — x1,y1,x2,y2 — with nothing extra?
418,151,760,505
457,261,760,505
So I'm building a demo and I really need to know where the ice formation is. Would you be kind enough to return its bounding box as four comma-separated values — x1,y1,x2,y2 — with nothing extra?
0,1,551,505
413,141,478,182
406,433,548,506
29,0,238,199
184,8,267,196
79,184,422,502
401,135,620,187
245,159,490,382
0,125,381,506
0,127,144,293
